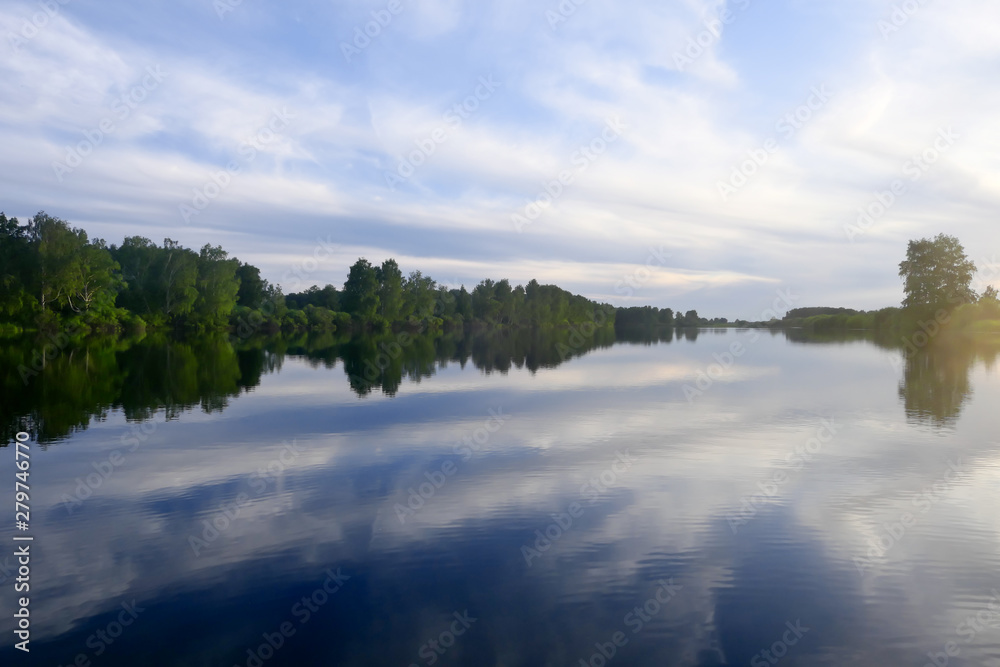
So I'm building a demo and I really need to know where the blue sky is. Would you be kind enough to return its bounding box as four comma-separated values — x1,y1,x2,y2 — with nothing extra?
1,0,998,318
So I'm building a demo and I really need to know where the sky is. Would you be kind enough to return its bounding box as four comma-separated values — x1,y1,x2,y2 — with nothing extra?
1,0,998,319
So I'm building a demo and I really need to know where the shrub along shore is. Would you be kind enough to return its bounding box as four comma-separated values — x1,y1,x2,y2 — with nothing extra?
1,213,996,344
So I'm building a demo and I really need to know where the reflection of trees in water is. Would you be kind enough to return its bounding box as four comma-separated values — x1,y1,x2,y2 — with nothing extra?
5,327,997,443
783,328,1000,429
0,327,619,443
0,333,264,445
317,327,617,398
898,340,1000,428
783,328,881,347
614,326,676,345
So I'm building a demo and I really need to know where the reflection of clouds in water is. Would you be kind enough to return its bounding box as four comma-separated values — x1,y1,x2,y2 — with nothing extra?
3,333,1000,664
711,507,863,665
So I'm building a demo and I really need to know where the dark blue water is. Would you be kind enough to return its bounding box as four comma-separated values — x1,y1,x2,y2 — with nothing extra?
2,329,999,666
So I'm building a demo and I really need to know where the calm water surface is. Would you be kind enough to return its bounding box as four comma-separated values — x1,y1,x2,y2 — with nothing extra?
2,329,999,666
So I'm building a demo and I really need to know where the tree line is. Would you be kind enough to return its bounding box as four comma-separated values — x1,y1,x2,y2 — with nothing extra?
0,211,627,336
13,212,982,341
780,234,999,335
613,306,729,329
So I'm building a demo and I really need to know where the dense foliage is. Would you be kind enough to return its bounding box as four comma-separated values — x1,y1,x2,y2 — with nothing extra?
1,211,618,336
5,213,993,341
780,235,999,336
899,233,978,309
1,327,623,442
614,306,727,328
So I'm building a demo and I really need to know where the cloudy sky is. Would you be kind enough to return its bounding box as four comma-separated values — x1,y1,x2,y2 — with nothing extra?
1,0,998,318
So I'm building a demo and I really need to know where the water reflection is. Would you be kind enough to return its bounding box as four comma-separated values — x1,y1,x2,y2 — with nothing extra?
4,328,1000,445
897,338,1000,427
0,327,618,443
0,334,264,445
784,328,1000,427
1,328,999,665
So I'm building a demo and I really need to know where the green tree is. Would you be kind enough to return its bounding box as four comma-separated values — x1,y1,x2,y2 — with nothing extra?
376,259,404,322
285,285,339,311
67,238,120,313
452,286,472,320
27,212,82,313
472,279,499,322
317,285,339,311
259,282,287,322
403,270,436,320
112,236,198,324
236,262,267,309
899,234,977,309
193,244,241,328
160,240,199,322
0,213,36,321
112,236,160,315
342,258,380,322
493,279,516,324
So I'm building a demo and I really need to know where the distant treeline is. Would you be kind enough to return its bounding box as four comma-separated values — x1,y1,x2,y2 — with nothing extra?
613,306,729,328
780,303,1000,335
777,235,999,336
6,212,990,342
0,211,626,336
769,234,1000,339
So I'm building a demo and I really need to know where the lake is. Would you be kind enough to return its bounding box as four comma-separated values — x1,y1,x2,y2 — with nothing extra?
2,328,999,666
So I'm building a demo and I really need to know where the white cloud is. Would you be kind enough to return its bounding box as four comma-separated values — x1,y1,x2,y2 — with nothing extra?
1,0,997,313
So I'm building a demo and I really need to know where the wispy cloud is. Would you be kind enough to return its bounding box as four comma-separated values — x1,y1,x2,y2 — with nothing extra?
1,0,997,314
